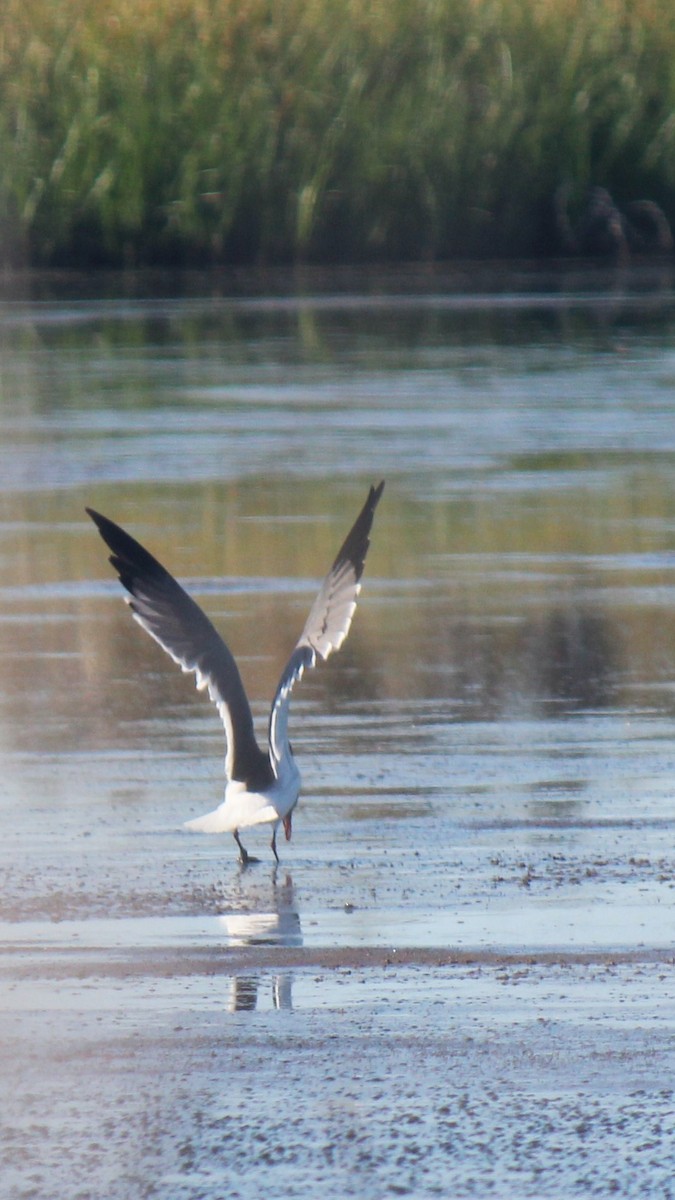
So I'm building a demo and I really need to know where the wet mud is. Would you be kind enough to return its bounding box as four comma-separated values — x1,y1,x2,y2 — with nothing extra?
3,949,675,1200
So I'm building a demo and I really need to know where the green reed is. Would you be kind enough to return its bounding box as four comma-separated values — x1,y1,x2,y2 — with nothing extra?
3,0,675,266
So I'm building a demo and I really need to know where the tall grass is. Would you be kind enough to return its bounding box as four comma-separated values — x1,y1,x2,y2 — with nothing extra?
3,0,675,266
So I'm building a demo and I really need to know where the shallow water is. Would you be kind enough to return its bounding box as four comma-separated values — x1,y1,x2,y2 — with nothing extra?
2,264,675,1197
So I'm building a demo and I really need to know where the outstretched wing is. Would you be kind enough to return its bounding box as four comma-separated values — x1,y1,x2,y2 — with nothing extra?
86,508,271,788
268,481,384,769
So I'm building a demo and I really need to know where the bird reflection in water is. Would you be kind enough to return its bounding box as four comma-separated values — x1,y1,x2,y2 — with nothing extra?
227,975,293,1012
217,871,300,1012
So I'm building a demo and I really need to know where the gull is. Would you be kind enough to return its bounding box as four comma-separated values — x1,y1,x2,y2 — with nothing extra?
87,482,384,865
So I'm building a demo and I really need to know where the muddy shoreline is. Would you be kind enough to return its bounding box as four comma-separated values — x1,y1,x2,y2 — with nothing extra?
3,941,675,980
4,949,675,1199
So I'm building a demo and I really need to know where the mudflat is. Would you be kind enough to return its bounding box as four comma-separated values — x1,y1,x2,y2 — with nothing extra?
3,935,675,1200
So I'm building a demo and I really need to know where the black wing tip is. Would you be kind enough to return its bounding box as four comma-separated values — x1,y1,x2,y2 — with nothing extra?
86,506,168,585
332,479,385,581
85,505,105,528
86,506,126,546
363,481,385,516
86,506,124,563
365,480,385,522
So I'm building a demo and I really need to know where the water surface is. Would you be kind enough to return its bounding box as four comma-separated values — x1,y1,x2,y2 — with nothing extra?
2,264,675,1198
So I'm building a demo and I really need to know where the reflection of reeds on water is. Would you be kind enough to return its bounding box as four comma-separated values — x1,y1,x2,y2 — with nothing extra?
4,462,675,752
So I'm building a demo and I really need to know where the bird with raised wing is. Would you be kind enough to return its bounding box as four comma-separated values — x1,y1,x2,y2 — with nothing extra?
87,483,384,864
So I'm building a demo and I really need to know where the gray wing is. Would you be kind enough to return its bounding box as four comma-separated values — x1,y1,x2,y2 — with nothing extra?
86,508,271,789
268,481,384,769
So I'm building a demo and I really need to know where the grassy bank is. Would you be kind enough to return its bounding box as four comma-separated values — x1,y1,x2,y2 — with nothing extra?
3,0,675,267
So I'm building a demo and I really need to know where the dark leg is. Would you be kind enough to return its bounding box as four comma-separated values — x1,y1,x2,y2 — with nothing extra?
233,830,249,866
234,830,260,866
271,827,280,864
